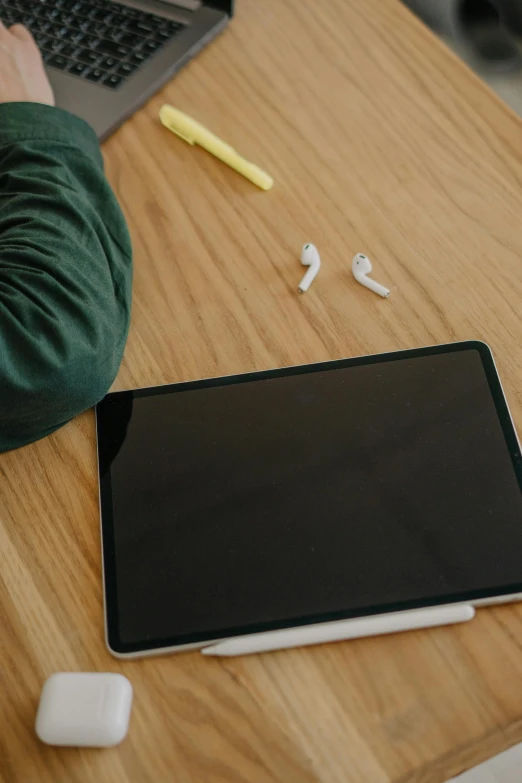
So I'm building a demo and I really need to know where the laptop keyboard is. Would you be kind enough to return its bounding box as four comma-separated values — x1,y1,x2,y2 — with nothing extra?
0,0,187,90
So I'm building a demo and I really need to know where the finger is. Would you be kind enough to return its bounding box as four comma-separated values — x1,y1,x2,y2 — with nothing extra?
9,23,40,57
9,24,32,42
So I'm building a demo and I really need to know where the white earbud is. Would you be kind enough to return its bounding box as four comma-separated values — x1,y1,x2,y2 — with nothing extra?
352,253,390,298
298,243,321,293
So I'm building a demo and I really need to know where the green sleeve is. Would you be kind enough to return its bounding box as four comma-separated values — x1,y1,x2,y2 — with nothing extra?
0,103,132,452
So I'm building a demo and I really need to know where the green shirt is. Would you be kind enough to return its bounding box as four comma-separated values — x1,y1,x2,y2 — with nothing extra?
0,103,132,452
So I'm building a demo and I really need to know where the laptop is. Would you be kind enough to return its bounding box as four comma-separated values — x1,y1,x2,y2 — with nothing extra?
0,0,234,139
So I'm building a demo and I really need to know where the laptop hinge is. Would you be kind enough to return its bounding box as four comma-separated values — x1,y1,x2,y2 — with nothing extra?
155,0,202,11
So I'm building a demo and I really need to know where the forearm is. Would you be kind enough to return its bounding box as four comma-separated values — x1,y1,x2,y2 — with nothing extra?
0,103,132,452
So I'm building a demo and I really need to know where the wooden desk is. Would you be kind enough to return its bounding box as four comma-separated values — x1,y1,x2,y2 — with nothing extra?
3,0,522,780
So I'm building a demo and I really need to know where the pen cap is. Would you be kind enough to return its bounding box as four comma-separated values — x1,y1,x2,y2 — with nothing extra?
160,105,199,145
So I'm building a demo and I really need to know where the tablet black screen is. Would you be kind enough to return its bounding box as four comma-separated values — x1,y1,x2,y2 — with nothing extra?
97,342,522,654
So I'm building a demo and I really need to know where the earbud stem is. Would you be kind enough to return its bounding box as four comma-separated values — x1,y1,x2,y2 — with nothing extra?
354,274,390,298
298,266,319,292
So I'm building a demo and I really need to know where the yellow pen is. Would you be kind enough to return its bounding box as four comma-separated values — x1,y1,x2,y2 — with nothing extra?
159,104,273,191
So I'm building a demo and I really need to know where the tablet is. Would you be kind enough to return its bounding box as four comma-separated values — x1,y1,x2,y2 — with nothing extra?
96,341,522,657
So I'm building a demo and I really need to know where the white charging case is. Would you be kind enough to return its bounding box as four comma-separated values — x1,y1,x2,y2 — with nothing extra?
35,672,133,747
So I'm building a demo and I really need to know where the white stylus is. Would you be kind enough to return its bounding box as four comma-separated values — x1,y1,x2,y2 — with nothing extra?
201,605,475,657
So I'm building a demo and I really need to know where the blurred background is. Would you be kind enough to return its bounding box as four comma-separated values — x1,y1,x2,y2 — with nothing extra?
402,0,522,115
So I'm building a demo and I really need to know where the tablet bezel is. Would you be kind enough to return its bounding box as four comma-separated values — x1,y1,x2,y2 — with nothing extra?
96,341,522,657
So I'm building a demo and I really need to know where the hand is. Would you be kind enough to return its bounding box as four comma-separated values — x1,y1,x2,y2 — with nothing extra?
0,21,54,106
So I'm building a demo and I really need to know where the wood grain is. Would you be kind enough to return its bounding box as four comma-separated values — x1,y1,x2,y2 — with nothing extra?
3,0,522,781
